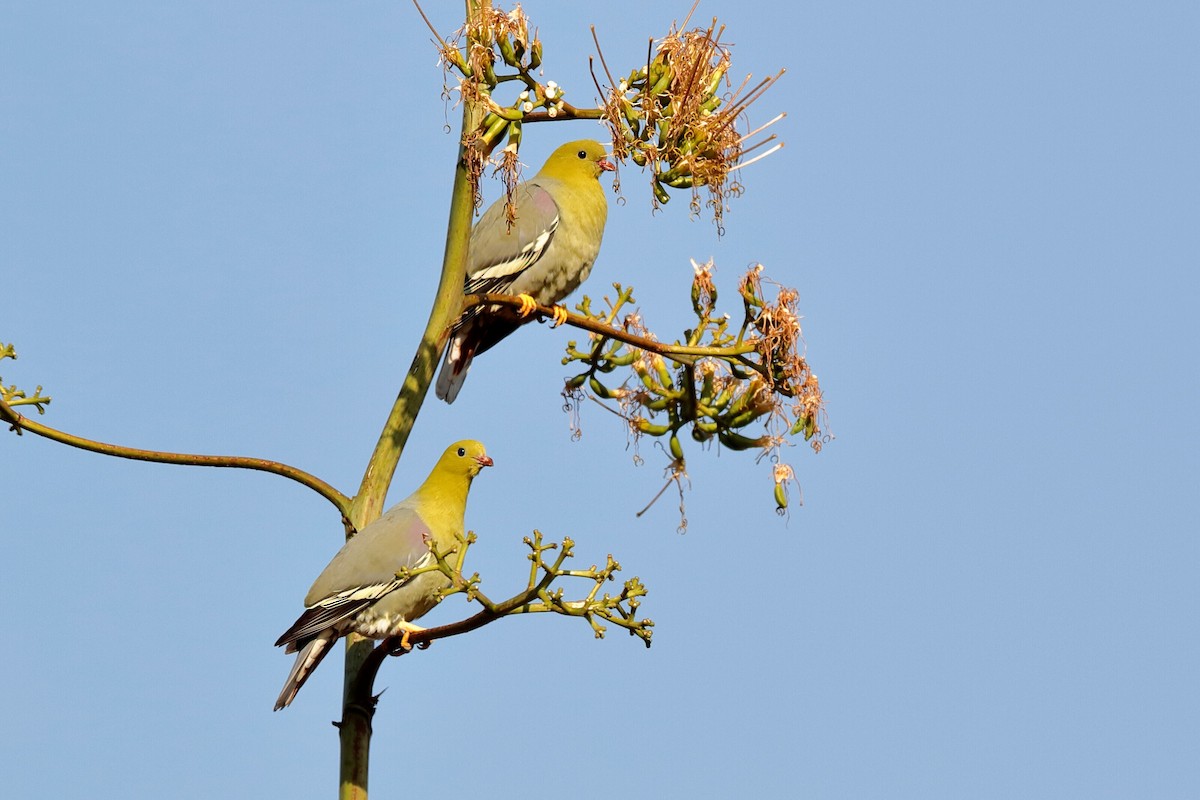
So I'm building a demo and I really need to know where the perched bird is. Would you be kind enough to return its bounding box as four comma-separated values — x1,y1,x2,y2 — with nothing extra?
436,139,615,403
274,440,493,710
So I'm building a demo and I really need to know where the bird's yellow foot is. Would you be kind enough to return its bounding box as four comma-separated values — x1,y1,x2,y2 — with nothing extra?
388,621,427,654
549,305,569,328
515,293,538,318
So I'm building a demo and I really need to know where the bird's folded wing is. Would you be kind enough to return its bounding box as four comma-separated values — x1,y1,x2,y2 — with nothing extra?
464,182,560,295
277,504,439,648
274,578,406,648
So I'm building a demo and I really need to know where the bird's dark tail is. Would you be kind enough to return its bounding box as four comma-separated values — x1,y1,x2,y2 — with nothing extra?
436,314,526,404
274,630,336,711
435,329,474,404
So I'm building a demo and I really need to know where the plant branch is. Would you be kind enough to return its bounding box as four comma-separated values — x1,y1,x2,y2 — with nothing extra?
463,292,761,364
351,529,653,697
0,392,349,516
521,102,605,123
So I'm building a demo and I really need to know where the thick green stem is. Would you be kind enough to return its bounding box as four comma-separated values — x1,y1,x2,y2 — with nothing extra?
335,68,488,799
334,156,473,800
348,165,477,526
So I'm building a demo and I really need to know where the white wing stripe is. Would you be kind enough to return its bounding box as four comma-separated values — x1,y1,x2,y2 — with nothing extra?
470,217,558,283
316,580,401,609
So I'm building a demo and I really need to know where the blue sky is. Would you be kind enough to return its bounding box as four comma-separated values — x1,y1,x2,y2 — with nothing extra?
3,2,1198,798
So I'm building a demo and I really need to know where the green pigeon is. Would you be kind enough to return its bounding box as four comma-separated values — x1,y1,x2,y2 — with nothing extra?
274,440,493,709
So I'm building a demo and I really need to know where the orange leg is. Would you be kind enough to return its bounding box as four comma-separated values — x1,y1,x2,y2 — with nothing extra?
515,293,538,318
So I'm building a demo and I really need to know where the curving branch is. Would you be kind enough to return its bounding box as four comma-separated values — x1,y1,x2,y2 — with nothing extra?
0,392,350,516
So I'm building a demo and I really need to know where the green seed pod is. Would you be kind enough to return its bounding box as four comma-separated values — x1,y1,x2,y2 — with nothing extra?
723,408,768,429
622,99,639,127
704,65,727,97
718,430,768,451
565,373,588,390
638,367,662,392
588,376,615,399
608,351,638,367
789,415,809,436
661,162,692,182
481,115,510,146
445,48,469,75
634,418,672,436
722,385,754,417
649,64,673,97
528,39,542,70
481,54,497,87
497,35,518,67
654,358,674,389
740,283,764,309
668,433,684,460
644,395,671,412
506,119,523,148
774,481,788,510
709,385,735,413
656,118,670,146
653,180,671,204
491,104,523,122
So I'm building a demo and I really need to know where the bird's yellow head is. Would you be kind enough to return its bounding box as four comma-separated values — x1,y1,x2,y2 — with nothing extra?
435,439,494,480
538,139,616,181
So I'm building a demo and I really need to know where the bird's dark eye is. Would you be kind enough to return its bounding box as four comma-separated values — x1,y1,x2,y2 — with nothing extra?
577,149,587,159
457,447,466,457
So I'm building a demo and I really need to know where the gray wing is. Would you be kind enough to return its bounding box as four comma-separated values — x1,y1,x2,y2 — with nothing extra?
275,503,435,648
463,180,561,295
435,180,562,403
